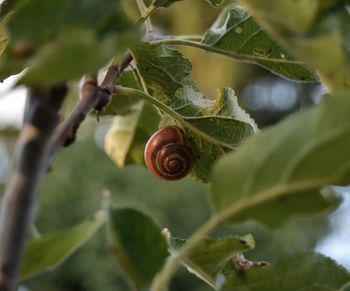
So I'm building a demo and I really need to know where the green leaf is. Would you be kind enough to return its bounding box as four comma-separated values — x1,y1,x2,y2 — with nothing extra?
104,70,160,167
230,214,331,264
201,5,317,82
19,31,116,87
8,0,130,45
207,0,225,7
0,0,21,21
21,211,106,281
152,0,224,8
237,0,318,34
0,19,7,57
164,229,255,288
236,0,350,90
105,101,160,167
152,0,183,8
131,43,257,182
220,253,350,291
107,207,168,290
0,0,137,84
210,92,350,227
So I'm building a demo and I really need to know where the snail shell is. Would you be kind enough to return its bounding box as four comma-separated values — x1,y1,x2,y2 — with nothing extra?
144,126,195,181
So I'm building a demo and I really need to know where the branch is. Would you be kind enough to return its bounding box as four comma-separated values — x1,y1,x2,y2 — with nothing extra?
48,53,133,162
0,84,67,291
0,51,133,291
135,0,153,32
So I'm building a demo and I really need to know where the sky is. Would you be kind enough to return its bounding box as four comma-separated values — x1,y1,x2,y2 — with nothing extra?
0,74,26,128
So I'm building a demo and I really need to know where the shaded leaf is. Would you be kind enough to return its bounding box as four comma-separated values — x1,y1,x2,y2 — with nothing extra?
210,92,350,227
220,253,350,291
107,207,168,290
0,19,7,57
164,229,254,287
201,5,317,82
131,43,257,182
19,31,116,87
152,0,224,8
0,0,21,21
229,213,331,264
21,211,106,281
0,0,138,84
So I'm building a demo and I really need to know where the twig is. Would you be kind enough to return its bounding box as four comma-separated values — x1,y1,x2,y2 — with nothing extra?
135,0,153,32
0,84,67,291
53,53,133,148
0,20,134,291
137,3,157,28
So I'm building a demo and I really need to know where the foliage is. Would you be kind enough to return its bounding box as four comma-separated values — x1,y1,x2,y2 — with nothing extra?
0,0,350,291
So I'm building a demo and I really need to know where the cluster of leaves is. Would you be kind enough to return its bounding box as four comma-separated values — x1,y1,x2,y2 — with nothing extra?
1,0,350,290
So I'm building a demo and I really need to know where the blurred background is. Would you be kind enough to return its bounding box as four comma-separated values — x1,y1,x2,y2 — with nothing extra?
0,1,348,290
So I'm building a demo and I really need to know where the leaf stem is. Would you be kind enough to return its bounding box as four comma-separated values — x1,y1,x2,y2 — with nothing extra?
114,86,235,151
149,173,344,291
135,0,153,32
137,3,158,28
115,86,184,121
158,38,306,65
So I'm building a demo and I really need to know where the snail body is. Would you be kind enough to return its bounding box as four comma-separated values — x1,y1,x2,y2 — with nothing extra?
144,126,195,181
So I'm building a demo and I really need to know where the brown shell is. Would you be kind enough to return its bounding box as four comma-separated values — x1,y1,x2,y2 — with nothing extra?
144,126,195,181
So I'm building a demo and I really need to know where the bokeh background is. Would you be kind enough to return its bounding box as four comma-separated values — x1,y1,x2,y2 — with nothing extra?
0,1,348,290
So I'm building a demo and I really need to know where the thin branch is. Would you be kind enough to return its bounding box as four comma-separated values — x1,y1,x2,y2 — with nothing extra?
137,3,158,28
0,34,133,291
135,0,153,32
48,77,102,154
48,53,133,163
0,84,67,291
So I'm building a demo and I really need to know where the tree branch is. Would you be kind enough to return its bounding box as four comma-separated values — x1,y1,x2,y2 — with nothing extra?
0,84,67,291
49,53,133,153
0,51,133,291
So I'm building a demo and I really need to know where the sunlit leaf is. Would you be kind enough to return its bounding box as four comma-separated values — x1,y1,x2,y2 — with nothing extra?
201,5,317,82
211,92,350,227
131,43,257,182
236,0,350,89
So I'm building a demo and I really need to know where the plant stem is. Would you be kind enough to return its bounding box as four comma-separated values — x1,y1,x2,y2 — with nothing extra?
115,86,184,123
0,85,67,291
149,172,343,291
135,0,153,32
137,3,158,27
159,38,306,65
114,86,235,151
0,50,133,291
49,53,133,157
150,215,221,291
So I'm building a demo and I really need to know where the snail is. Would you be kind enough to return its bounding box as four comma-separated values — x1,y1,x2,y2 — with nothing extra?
144,126,195,181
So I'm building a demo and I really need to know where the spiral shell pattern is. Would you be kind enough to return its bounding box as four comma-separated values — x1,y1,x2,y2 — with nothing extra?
144,126,195,181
